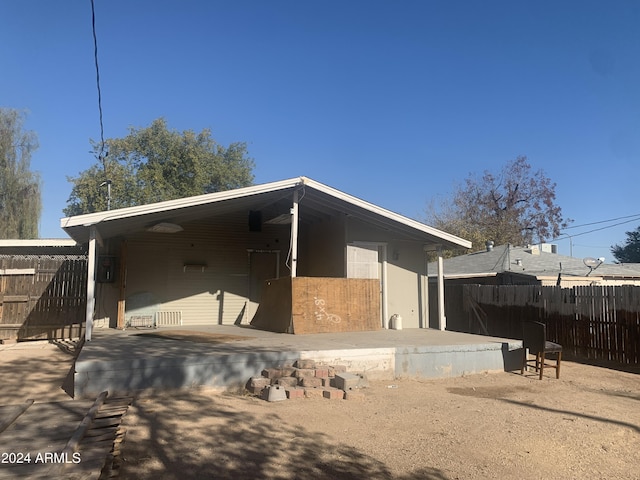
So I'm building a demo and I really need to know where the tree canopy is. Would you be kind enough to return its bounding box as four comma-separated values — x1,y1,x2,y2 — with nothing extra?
426,156,570,252
611,226,640,263
0,108,41,238
65,118,255,216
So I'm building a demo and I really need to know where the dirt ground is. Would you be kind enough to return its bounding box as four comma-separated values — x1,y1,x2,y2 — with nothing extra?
115,361,640,480
1,341,639,480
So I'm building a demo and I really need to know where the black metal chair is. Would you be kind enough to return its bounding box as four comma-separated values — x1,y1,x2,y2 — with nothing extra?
521,321,562,380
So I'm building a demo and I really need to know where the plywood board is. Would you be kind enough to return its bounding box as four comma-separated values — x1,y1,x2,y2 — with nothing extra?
249,277,292,333
291,277,381,334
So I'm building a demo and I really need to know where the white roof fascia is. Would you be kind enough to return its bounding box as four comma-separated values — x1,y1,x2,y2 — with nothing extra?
0,239,79,247
299,177,472,249
60,177,304,230
59,175,472,249
427,272,498,279
601,274,640,279
536,274,599,281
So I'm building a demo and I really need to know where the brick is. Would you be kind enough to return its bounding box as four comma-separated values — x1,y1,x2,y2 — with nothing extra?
294,368,316,379
261,368,284,379
301,377,322,387
331,365,348,374
323,388,344,400
275,377,298,387
321,378,332,387
304,387,324,399
314,367,329,378
295,359,317,369
280,366,296,377
285,387,305,399
344,390,366,401
247,376,270,395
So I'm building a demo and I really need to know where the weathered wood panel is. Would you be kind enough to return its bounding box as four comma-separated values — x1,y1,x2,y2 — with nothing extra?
0,255,87,341
249,277,293,333
291,277,380,334
250,277,381,334
445,284,640,366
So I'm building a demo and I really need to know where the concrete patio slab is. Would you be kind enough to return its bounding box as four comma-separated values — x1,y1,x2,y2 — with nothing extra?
74,326,523,398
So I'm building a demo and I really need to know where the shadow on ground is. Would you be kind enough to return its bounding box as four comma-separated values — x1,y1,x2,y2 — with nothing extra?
118,391,450,480
0,341,80,405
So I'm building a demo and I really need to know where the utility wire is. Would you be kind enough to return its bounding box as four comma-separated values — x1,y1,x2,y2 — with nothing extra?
554,216,640,241
90,0,107,169
562,213,640,230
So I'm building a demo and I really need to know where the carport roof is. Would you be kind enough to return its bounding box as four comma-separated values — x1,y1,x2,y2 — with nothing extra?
60,176,472,249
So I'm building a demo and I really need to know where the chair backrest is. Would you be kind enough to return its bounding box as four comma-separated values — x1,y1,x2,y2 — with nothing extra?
522,321,546,352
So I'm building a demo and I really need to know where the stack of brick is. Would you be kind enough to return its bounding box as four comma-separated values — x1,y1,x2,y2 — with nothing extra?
246,359,368,401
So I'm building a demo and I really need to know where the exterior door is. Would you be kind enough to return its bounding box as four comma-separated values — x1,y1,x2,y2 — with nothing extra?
246,250,280,323
346,243,388,327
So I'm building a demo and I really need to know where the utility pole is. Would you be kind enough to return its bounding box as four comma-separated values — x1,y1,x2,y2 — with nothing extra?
100,180,112,210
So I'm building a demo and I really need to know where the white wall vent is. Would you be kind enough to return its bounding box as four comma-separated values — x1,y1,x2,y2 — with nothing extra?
156,311,183,327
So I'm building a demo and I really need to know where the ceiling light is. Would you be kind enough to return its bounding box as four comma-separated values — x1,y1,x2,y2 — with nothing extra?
146,222,183,233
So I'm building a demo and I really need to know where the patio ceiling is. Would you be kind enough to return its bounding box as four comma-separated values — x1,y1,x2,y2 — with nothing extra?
60,176,472,249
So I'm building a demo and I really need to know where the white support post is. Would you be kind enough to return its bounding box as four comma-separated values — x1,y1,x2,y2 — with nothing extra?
380,245,389,329
290,189,299,277
85,226,99,341
422,250,429,329
437,249,446,331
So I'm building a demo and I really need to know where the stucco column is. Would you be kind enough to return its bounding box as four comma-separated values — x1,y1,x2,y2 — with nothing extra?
437,249,446,331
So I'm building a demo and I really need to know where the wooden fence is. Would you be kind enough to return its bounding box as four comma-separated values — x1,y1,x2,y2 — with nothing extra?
0,254,87,341
442,284,640,366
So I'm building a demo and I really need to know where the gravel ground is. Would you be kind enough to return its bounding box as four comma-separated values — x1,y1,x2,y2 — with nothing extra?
117,361,640,480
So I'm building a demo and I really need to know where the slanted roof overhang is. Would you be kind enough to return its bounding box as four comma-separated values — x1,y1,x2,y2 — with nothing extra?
60,176,472,249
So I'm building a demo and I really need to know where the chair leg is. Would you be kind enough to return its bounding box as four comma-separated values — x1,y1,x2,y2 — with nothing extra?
539,351,545,380
556,352,562,379
535,353,540,372
521,348,526,375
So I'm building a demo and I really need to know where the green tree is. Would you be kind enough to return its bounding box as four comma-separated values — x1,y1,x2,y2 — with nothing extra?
426,156,570,253
611,226,640,263
0,108,41,238
65,118,255,215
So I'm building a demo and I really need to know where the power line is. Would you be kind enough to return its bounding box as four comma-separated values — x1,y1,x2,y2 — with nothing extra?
562,213,640,230
90,0,107,168
555,216,640,241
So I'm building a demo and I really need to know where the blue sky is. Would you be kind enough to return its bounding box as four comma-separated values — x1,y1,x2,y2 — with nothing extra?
2,1,639,261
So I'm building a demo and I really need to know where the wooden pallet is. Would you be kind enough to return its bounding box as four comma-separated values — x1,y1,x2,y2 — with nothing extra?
0,392,132,479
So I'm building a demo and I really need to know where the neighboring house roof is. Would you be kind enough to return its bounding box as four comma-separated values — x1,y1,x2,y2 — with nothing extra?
60,176,472,249
0,239,78,247
0,239,86,255
428,244,640,282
